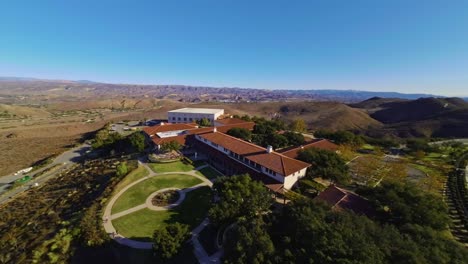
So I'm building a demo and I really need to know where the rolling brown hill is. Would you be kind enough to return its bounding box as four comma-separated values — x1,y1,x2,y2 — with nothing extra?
196,101,382,131
351,97,468,137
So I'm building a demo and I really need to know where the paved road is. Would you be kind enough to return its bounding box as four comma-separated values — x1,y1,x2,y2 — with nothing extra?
0,143,91,204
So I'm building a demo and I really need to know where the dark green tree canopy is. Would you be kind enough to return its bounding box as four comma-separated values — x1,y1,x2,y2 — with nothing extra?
227,127,252,141
357,181,450,230
128,132,145,152
160,140,181,152
223,218,275,264
283,131,305,146
314,130,364,146
297,148,349,184
209,174,273,225
196,117,212,127
152,222,190,260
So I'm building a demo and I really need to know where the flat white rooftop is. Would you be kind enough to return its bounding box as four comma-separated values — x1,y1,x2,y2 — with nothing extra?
168,108,224,114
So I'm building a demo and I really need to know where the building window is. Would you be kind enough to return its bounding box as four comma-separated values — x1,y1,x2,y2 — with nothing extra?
189,118,193,121
172,117,175,120
184,117,187,121
178,117,181,121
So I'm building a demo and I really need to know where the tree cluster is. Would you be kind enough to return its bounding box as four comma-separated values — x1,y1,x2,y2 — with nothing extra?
91,125,123,149
223,198,468,264
297,148,349,184
128,132,146,152
314,130,364,147
152,223,190,260
226,127,252,141
160,140,182,152
196,117,212,127
209,174,273,225
357,181,451,230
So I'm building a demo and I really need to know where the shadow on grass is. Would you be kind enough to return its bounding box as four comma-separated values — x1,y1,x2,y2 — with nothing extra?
163,186,212,229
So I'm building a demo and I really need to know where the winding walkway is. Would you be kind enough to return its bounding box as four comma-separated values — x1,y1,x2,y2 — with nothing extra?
102,161,223,263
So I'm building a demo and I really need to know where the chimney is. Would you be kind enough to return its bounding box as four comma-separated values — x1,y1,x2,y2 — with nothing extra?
266,145,273,153
213,127,217,133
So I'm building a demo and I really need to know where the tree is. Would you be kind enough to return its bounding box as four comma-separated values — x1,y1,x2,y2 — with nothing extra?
223,218,275,264
289,119,307,133
128,132,145,152
160,140,181,152
272,199,418,264
314,130,364,147
253,123,276,135
196,118,211,127
266,133,288,149
209,174,273,225
357,181,450,230
283,131,305,146
297,148,349,183
152,223,190,260
227,127,252,141
116,162,128,176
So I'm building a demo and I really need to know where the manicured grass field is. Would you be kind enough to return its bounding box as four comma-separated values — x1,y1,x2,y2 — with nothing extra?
147,160,195,173
112,186,212,241
113,165,149,194
112,174,202,214
196,166,222,179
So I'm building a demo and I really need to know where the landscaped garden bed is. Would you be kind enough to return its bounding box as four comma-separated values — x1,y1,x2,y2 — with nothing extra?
151,190,180,206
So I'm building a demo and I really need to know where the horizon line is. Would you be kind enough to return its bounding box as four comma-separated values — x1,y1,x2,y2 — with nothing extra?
1,75,467,98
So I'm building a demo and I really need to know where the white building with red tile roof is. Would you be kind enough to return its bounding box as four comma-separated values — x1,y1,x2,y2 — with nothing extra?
195,131,310,190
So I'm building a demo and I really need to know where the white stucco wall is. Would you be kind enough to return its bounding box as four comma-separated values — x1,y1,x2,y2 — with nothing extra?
283,168,308,189
168,110,224,123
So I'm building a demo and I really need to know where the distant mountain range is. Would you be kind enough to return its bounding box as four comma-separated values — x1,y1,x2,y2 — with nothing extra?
0,76,462,102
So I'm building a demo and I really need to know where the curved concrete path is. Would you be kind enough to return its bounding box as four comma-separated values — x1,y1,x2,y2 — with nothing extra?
102,161,213,251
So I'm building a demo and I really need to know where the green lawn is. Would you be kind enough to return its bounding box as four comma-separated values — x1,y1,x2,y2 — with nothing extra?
113,165,149,194
361,144,375,150
112,186,212,241
147,161,195,173
196,166,222,180
112,174,202,214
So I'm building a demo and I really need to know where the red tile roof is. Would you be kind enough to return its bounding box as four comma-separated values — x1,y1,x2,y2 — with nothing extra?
316,185,374,216
152,135,188,146
198,132,310,176
143,123,198,137
279,139,339,159
216,118,250,125
216,122,255,133
316,185,346,206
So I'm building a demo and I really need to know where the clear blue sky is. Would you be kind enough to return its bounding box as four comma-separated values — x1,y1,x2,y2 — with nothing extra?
1,0,467,96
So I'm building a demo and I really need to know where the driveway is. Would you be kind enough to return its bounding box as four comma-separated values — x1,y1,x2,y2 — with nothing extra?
0,143,91,203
